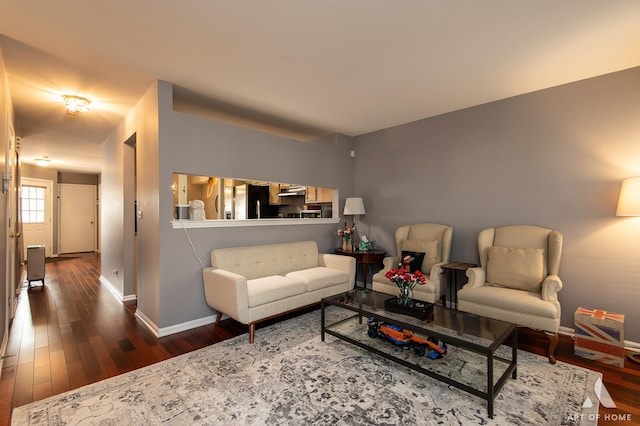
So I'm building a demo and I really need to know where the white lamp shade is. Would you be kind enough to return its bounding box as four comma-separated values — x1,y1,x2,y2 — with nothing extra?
616,177,640,216
343,197,365,215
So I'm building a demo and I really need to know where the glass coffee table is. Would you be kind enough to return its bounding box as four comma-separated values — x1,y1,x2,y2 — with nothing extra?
321,289,517,418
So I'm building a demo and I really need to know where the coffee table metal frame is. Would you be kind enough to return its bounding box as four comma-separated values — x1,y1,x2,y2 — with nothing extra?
321,289,517,418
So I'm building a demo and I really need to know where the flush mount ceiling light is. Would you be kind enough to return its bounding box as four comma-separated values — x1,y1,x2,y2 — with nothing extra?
62,95,91,118
34,156,51,166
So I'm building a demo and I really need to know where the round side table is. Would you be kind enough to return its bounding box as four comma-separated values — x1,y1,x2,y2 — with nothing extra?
334,248,386,288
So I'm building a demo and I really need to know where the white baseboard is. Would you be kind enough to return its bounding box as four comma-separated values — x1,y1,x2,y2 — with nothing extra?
558,325,575,336
156,314,219,337
558,325,639,351
134,310,160,336
99,275,137,303
99,275,124,302
98,275,217,338
133,309,218,338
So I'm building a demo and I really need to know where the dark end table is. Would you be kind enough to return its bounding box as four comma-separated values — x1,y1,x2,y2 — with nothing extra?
441,262,477,309
335,248,386,289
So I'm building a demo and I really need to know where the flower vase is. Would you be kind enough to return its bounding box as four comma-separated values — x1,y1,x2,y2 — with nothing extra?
342,238,351,251
398,286,412,306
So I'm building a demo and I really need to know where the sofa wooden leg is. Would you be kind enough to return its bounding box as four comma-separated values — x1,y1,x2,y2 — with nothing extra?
548,333,558,364
214,312,223,326
249,323,255,343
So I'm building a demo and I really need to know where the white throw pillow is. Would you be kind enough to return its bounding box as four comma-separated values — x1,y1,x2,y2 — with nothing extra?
486,246,544,292
401,239,440,272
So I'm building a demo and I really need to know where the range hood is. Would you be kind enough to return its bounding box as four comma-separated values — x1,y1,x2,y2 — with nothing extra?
277,186,306,197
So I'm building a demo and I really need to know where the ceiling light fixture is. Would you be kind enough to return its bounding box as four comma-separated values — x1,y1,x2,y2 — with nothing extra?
34,156,51,167
62,95,91,118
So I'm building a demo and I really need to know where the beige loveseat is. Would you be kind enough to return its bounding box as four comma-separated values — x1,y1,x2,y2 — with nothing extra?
202,240,355,343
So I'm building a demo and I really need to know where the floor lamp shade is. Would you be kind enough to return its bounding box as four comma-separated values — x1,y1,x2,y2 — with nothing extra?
616,177,640,216
343,197,366,216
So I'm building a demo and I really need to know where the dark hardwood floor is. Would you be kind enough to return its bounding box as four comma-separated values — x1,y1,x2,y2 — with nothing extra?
1,253,638,425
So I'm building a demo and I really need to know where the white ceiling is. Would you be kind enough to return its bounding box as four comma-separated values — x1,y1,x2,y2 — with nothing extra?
2,1,640,174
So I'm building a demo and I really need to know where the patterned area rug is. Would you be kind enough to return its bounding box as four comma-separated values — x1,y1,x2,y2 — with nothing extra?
12,307,600,425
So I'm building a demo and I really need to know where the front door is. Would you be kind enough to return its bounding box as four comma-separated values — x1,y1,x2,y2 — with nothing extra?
59,183,96,253
21,178,53,259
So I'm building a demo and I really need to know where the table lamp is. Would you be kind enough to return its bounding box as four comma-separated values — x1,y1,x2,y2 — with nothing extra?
616,177,640,365
343,197,366,249
616,176,640,216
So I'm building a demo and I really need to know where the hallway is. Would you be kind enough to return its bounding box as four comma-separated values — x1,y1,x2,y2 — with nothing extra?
0,254,245,425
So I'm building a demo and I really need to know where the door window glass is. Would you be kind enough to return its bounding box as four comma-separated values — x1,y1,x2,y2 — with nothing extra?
21,185,46,223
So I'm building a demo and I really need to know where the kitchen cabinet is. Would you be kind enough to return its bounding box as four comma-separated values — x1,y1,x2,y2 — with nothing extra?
306,186,333,203
269,183,282,205
191,175,209,185
316,187,334,203
305,186,317,202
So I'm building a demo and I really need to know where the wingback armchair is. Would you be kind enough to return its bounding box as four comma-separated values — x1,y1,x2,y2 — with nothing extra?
457,225,563,363
372,223,453,304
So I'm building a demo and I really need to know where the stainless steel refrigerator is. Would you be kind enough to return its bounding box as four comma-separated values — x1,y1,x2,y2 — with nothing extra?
234,184,279,219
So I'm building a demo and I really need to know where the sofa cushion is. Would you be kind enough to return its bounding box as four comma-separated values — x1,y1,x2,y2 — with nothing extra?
457,285,558,319
247,276,307,308
486,247,544,292
401,239,440,272
211,241,319,280
286,267,350,292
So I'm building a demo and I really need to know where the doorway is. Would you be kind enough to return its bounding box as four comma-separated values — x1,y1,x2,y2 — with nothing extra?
59,183,97,253
123,134,137,298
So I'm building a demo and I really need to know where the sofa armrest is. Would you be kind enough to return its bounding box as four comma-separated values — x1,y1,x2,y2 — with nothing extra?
463,267,486,288
541,274,563,302
202,267,249,323
381,256,400,272
319,253,355,272
371,256,399,284
319,253,356,287
428,261,446,283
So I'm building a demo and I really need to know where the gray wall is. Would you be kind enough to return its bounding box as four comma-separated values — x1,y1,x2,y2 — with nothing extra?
353,66,640,342
101,81,354,330
100,69,640,342
156,81,354,328
101,82,159,320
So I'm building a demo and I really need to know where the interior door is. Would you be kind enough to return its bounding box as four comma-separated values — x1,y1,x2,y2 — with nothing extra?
60,183,96,253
